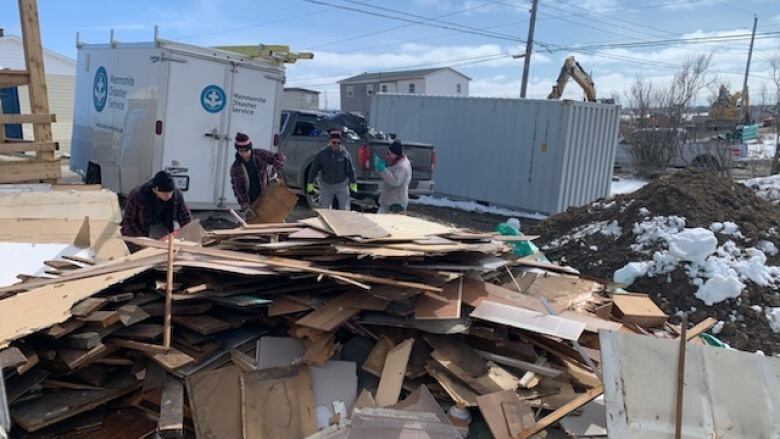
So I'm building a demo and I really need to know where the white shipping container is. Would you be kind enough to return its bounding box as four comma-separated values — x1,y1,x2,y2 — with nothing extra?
370,94,620,215
70,39,285,209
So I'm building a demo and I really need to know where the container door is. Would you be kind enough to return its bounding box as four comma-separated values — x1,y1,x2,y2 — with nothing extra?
220,64,284,206
161,57,230,208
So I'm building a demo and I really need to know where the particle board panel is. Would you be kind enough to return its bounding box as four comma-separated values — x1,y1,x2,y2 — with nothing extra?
558,310,624,333
186,365,242,439
461,277,546,313
611,294,669,328
477,390,536,439
424,361,478,407
315,209,389,239
375,338,414,407
362,336,394,377
414,277,462,320
240,366,318,439
470,301,586,342
0,160,60,184
295,293,361,332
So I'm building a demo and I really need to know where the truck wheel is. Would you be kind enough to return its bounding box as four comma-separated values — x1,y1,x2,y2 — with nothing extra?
691,155,719,171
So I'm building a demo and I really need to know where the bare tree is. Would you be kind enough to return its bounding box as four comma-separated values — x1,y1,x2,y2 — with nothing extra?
767,53,780,174
623,54,714,176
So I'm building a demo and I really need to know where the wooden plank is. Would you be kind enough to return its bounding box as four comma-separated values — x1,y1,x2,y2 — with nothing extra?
477,390,536,439
684,317,717,341
113,323,164,341
0,347,26,369
78,310,121,328
42,320,85,339
611,294,669,328
158,375,185,438
362,336,393,377
415,277,462,320
375,338,414,407
172,314,231,336
675,314,688,439
0,160,60,184
117,304,151,326
186,365,242,439
515,385,604,439
424,361,478,407
302,331,338,366
11,374,141,433
470,301,586,342
0,113,55,124
240,366,318,439
71,298,108,318
5,367,49,403
558,310,624,333
0,142,56,153
109,338,169,354
149,348,196,372
461,277,546,313
66,331,101,350
295,293,361,332
315,209,389,239
268,296,312,317
19,0,56,162
0,69,29,87
249,180,298,224
56,343,115,371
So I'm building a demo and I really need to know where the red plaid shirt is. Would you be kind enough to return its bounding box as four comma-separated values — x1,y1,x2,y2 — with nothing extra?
230,149,286,208
121,182,191,238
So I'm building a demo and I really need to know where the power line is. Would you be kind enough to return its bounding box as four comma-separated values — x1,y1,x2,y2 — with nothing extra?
171,8,334,42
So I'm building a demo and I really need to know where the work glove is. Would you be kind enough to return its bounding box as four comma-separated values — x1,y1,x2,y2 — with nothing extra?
373,154,386,172
349,183,358,193
306,183,315,193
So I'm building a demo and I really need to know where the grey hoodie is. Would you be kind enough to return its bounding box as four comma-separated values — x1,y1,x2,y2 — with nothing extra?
378,156,412,209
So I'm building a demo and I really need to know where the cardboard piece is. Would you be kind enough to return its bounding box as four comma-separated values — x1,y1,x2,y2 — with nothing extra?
611,294,668,328
186,365,242,439
249,180,298,224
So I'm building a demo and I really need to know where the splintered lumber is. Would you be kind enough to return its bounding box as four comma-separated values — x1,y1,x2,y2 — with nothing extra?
164,235,175,349
362,337,394,377
187,366,242,439
611,294,668,328
315,209,389,239
514,385,604,439
375,338,414,407
241,366,318,439
477,390,537,439
158,375,184,438
471,301,586,342
11,374,142,432
302,332,338,366
415,277,462,320
424,361,478,407
683,317,717,341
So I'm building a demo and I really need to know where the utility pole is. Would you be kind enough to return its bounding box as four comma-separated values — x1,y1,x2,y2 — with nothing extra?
520,0,539,98
741,15,757,124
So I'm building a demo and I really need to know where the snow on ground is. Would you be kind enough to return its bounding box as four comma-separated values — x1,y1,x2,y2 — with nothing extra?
766,308,780,333
742,174,780,205
610,177,648,195
746,133,777,160
544,220,622,251
614,215,780,306
410,196,548,220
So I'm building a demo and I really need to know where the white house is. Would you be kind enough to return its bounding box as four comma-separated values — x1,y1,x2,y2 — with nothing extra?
282,87,320,110
338,67,470,118
0,32,76,154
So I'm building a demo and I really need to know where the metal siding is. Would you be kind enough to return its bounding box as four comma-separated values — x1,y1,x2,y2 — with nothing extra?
370,94,619,214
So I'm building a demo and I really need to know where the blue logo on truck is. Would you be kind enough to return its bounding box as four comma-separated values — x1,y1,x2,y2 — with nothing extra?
93,66,108,112
200,85,226,113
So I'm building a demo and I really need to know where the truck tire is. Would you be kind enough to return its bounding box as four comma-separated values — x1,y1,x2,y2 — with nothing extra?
85,162,101,185
691,155,719,171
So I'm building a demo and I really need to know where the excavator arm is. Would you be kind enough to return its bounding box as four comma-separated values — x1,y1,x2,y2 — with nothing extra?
547,56,597,101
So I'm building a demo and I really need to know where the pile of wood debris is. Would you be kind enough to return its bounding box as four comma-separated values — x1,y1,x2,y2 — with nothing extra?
0,208,728,438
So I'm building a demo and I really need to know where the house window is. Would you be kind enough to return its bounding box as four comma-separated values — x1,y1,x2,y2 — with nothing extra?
408,83,415,94
366,84,374,96
456,83,462,93
346,85,354,98
381,84,388,93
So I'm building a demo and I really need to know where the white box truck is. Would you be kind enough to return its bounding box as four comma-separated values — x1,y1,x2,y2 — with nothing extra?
70,38,285,209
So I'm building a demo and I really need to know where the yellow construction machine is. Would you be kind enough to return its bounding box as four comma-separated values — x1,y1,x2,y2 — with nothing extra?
547,56,598,102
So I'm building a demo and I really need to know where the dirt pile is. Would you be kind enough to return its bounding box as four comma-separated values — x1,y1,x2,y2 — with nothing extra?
531,172,780,354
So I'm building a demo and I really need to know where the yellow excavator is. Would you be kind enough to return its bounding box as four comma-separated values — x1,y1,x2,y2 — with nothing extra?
547,56,599,102
710,85,744,122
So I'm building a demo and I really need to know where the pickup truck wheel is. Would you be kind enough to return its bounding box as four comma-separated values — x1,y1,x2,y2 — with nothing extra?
691,155,719,171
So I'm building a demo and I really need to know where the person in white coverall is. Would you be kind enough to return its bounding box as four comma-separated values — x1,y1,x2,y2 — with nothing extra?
373,139,412,213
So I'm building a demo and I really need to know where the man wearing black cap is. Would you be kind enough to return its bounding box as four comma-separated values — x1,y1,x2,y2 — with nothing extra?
121,171,192,245
373,139,412,213
306,131,357,210
229,132,286,218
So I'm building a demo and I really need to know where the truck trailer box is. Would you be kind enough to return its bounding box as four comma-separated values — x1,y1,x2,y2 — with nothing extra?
70,39,285,209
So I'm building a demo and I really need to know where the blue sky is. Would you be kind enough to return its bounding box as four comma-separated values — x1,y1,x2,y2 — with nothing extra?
3,0,779,108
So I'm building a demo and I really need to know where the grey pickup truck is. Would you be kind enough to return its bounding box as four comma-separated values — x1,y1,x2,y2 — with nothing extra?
278,110,435,208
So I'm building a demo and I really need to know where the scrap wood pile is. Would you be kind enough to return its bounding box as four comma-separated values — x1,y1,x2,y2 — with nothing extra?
0,208,728,438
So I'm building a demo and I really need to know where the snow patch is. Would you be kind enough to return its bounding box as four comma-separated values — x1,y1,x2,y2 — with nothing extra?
711,320,725,335
544,220,622,251
667,228,718,265
638,207,650,217
614,261,651,285
610,177,648,195
757,240,778,256
411,196,548,220
766,308,780,333
695,274,745,306
742,174,780,205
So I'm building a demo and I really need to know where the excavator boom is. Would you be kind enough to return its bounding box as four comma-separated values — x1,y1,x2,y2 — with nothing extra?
547,56,597,101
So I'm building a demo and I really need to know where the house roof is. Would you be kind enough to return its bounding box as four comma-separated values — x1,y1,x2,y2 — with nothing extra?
284,87,321,95
0,35,76,75
338,67,471,84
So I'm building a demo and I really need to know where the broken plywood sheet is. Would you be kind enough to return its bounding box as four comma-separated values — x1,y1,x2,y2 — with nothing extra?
315,209,389,239
524,274,602,310
295,293,362,332
375,338,414,407
477,390,538,439
186,365,242,439
470,301,585,342
0,218,128,261
310,361,358,430
348,407,463,439
461,277,546,313
0,189,122,222
0,243,94,288
414,278,462,320
0,250,159,348
240,366,318,439
558,310,623,334
256,336,306,369
424,361,478,407
360,213,456,241
600,331,780,439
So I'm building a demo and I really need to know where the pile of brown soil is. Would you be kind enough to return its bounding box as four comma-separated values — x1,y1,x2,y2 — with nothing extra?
530,172,780,354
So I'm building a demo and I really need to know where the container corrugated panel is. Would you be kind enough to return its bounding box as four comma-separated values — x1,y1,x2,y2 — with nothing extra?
370,94,620,214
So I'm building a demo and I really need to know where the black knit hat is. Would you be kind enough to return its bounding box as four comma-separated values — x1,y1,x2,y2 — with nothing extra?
389,139,403,156
152,171,175,192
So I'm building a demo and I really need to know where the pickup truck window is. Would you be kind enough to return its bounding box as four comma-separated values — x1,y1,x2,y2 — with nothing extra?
293,114,325,137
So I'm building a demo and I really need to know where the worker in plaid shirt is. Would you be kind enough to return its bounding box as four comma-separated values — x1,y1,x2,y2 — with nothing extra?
121,171,191,250
229,132,286,219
